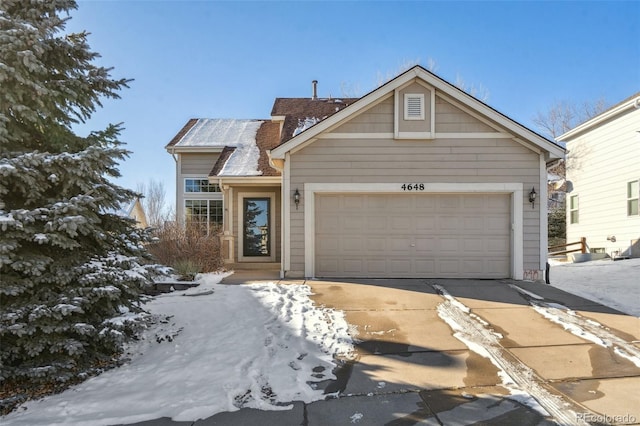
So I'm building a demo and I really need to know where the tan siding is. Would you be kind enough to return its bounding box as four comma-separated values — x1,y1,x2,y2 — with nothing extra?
180,153,219,175
289,136,541,275
566,107,640,257
332,98,394,134
435,97,495,133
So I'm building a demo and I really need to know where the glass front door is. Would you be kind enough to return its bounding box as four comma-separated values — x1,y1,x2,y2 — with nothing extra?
243,198,270,257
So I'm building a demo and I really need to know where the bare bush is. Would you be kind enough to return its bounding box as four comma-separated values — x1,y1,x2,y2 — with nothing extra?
147,222,224,275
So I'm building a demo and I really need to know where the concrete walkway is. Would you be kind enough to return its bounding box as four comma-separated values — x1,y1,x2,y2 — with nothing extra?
124,275,640,426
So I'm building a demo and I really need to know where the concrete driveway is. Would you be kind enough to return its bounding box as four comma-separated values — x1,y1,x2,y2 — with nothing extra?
126,276,640,426
298,277,640,425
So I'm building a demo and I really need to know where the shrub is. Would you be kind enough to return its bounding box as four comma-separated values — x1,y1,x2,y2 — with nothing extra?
147,222,224,274
172,259,200,281
548,206,566,248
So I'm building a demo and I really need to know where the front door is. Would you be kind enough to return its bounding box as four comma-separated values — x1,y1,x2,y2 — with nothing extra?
243,197,270,257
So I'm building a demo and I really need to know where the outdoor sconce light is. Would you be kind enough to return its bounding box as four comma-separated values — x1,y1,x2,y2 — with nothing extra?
294,189,300,210
529,186,537,209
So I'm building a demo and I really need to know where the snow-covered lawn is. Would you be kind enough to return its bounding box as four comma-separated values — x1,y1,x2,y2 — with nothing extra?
549,257,640,317
4,273,354,426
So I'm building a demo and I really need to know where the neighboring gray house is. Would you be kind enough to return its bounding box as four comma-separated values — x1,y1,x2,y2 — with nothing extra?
557,92,640,259
167,66,565,280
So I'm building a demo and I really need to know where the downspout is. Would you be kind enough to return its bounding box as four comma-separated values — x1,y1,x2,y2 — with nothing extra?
168,147,179,223
540,153,548,283
267,150,286,279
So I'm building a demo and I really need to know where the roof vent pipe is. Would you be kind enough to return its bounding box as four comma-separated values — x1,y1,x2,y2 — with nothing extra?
312,80,318,100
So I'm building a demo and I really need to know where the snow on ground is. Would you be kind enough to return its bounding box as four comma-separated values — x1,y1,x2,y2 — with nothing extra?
4,273,354,426
549,258,640,317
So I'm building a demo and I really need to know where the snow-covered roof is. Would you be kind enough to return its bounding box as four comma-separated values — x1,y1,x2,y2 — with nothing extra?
172,119,265,176
174,119,263,148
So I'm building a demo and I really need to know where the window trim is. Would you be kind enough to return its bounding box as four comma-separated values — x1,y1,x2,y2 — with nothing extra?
628,179,639,216
569,194,579,224
237,192,276,262
404,93,425,121
184,198,223,234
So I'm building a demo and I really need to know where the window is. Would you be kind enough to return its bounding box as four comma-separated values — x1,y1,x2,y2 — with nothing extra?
185,199,223,233
404,94,425,120
185,178,220,193
243,198,270,257
569,195,579,224
628,180,639,216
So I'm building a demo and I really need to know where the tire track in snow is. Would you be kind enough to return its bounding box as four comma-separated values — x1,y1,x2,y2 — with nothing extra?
432,284,590,426
510,284,640,368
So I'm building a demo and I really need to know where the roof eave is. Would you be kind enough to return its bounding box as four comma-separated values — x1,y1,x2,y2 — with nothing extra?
166,146,226,154
558,95,640,142
213,176,282,185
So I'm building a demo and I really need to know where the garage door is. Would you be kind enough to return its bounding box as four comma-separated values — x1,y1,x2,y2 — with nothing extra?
315,193,510,278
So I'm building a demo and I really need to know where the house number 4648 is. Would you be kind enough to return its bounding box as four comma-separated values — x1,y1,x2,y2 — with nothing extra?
401,184,425,191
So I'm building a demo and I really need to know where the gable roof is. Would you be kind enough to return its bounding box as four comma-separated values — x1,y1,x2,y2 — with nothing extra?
166,118,198,148
208,121,282,177
557,92,640,142
166,118,281,177
270,66,565,161
271,97,357,144
167,118,264,149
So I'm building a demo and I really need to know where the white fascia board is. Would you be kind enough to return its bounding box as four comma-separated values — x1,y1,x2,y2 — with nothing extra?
423,73,565,160
214,176,281,185
167,146,225,154
558,95,640,141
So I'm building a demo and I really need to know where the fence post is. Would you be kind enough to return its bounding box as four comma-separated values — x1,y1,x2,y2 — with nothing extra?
580,237,586,253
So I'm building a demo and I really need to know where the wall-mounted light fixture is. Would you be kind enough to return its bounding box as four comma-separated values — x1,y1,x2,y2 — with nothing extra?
528,187,537,209
294,189,300,210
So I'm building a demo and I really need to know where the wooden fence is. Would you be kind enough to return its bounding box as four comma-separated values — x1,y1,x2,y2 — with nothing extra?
548,237,586,256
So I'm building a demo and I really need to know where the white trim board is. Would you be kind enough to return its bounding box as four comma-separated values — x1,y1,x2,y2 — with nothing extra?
318,132,513,140
303,182,524,280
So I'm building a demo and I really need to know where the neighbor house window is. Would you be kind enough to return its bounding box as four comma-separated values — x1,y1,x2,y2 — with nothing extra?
569,195,579,224
404,94,425,120
185,199,223,233
185,178,220,193
628,180,639,216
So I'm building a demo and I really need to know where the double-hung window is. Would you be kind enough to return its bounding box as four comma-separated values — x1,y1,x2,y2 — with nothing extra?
569,195,579,224
628,180,639,216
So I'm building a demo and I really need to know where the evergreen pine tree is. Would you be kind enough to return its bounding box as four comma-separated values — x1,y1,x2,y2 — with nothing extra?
0,0,154,390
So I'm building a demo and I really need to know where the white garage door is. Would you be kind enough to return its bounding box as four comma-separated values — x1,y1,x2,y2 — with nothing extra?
315,193,511,278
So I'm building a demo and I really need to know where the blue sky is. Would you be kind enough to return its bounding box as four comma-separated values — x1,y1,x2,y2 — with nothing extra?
66,1,640,208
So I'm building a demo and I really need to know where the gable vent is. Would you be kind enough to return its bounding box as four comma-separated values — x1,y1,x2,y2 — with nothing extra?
404,93,425,120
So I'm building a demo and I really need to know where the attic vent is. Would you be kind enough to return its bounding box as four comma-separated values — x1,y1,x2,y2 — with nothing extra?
404,94,425,120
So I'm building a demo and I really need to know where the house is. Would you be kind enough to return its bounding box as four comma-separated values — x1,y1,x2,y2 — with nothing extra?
107,198,148,228
166,66,564,280
557,93,640,259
